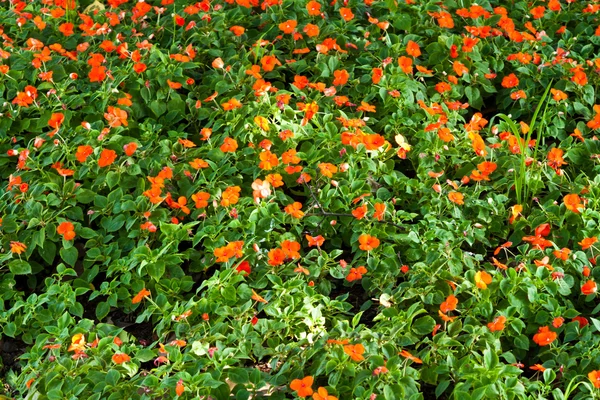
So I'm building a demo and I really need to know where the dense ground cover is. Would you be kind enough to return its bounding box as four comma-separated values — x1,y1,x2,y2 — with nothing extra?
2,0,600,397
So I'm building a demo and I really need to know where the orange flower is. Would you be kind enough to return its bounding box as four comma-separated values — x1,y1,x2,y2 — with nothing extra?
339,7,354,21
261,55,281,72
552,317,565,328
251,289,268,304
76,145,94,163
530,364,546,372
191,192,210,208
189,159,209,169
510,90,527,100
440,294,458,313
581,280,597,295
373,202,386,221
469,132,487,156
285,202,304,218
531,5,545,19
352,204,368,220
302,102,319,126
453,61,469,76
123,142,138,156
358,234,380,251
487,315,506,332
279,19,297,34
346,266,367,282
112,353,131,364
312,387,338,400
177,139,196,149
571,67,588,86
57,221,76,241
438,310,457,322
398,56,413,74
306,0,321,16
229,26,245,36
362,133,385,149
222,98,242,111
501,73,519,88
176,379,185,396
268,248,286,266
553,248,571,261
252,179,271,202
48,113,64,129
589,370,600,388
67,333,86,352
254,116,270,131
343,343,365,361
58,22,74,36
533,326,557,346
448,191,464,205
372,67,383,84
266,173,284,187
398,350,423,364
550,88,568,101
132,288,151,304
435,82,452,93
475,270,493,289
333,69,349,86
564,194,585,213
168,79,183,89
438,128,455,142
318,163,337,178
547,148,567,172
221,186,241,207
306,235,325,247
579,237,597,250
509,204,523,224
10,241,27,254
290,376,313,398
406,40,421,57
104,106,128,127
98,149,117,168
220,137,238,153
281,240,301,259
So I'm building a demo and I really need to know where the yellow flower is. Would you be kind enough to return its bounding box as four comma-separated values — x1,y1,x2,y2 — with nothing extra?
475,271,492,289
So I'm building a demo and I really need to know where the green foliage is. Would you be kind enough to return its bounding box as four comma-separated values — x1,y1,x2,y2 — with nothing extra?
1,0,600,398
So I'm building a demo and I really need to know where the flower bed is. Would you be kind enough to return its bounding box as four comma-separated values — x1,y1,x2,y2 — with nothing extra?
1,0,600,398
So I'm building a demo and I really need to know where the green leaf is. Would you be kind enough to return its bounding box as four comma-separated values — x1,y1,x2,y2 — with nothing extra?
465,87,483,109
591,317,600,332
60,246,78,267
436,381,450,398
106,171,120,189
136,349,156,362
9,259,31,275
150,100,167,117
483,346,498,369
221,285,237,303
227,368,249,384
106,369,120,386
101,215,126,232
147,261,165,281
96,301,110,320
412,315,436,335
514,334,529,350
3,322,16,337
